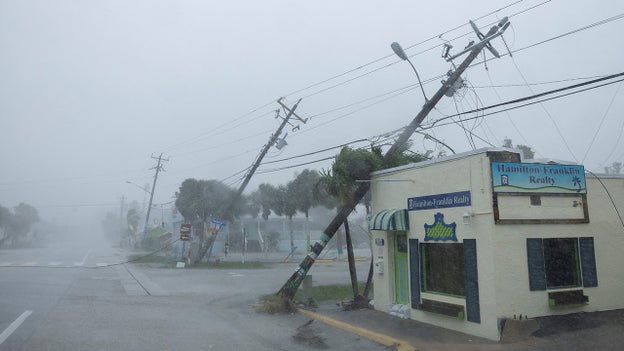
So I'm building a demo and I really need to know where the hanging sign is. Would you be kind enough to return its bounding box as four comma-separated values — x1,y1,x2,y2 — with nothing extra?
491,162,586,194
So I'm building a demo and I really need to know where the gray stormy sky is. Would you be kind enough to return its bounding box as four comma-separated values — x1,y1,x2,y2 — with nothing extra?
1,0,623,227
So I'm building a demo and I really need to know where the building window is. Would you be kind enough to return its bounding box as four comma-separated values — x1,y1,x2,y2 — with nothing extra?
530,195,541,206
543,238,581,288
421,243,465,297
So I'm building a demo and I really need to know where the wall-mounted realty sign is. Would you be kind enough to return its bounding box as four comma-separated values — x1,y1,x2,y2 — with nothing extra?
491,162,586,194
407,191,471,211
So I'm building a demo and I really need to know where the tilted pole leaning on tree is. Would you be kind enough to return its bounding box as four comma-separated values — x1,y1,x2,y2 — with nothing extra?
279,17,511,299
196,98,306,262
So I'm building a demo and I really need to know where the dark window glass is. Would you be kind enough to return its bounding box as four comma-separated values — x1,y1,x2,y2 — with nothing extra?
396,234,407,253
530,195,541,206
421,243,465,296
543,238,580,288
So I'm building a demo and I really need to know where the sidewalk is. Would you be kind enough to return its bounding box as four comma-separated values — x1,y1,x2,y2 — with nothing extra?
302,303,624,351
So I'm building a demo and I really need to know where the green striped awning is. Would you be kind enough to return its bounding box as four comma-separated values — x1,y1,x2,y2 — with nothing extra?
369,209,409,231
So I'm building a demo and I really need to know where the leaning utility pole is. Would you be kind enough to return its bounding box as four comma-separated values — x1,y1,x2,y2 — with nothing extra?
196,98,307,262
279,17,511,299
143,153,168,243
232,98,306,202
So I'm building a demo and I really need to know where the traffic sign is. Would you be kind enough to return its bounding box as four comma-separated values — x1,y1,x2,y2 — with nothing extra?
180,224,191,241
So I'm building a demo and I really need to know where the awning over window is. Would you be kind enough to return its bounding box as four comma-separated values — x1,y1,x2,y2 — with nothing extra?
369,209,409,231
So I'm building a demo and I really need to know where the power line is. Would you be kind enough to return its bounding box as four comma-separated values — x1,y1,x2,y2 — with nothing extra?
471,75,608,89
510,57,578,162
157,1,547,154
292,13,624,137
422,74,624,130
581,81,623,163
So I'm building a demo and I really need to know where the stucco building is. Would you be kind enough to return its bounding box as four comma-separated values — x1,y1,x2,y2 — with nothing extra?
369,148,624,341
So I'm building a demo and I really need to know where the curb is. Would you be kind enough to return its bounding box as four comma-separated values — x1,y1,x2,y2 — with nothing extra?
298,308,418,351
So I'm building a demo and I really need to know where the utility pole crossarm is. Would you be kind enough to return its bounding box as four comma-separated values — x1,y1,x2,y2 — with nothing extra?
279,18,510,299
143,153,168,243
232,99,302,203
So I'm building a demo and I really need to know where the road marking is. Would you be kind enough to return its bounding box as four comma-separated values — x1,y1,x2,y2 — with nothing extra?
48,261,61,266
96,263,108,267
0,262,14,266
298,309,417,351
22,261,38,266
80,249,91,266
0,310,33,346
73,262,84,266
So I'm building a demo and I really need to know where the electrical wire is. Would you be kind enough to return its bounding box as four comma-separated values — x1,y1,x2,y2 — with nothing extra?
510,57,579,162
290,13,624,139
157,1,550,154
422,75,624,131
472,75,608,89
581,82,623,163
585,170,624,231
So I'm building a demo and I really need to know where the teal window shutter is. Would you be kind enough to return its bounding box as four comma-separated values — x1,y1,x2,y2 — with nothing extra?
463,239,480,323
579,237,598,287
527,238,547,291
409,239,420,309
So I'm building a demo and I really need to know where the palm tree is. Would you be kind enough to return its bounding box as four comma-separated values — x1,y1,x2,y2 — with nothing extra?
316,144,429,307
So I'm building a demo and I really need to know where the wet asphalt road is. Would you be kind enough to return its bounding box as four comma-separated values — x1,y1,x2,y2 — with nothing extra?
0,243,382,351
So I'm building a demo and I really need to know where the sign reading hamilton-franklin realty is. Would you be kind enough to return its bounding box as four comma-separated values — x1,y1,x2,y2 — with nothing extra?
491,162,586,194
407,191,471,211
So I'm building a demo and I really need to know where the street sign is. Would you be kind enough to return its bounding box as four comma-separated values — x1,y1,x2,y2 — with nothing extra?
180,224,191,241
211,218,227,226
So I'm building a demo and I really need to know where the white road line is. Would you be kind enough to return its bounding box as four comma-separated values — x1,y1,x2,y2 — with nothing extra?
73,262,84,266
0,262,13,266
0,310,32,345
22,261,38,266
80,249,92,266
48,261,61,266
96,263,107,267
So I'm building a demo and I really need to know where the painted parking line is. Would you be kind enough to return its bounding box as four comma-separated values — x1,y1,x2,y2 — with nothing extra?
22,261,38,266
0,310,33,346
48,261,62,266
73,262,84,266
96,263,108,267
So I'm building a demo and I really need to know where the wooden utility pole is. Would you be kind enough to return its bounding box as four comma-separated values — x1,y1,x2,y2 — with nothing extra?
143,153,168,244
196,98,307,262
232,98,305,202
279,17,511,299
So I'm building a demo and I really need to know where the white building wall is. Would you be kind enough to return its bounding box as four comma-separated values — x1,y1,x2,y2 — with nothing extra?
492,175,624,319
371,149,624,342
371,151,502,341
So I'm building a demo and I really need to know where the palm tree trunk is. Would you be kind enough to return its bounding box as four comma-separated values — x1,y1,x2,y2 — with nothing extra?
344,219,358,298
363,260,374,299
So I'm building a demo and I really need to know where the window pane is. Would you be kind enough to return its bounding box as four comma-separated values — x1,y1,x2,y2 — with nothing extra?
422,243,465,296
543,238,580,288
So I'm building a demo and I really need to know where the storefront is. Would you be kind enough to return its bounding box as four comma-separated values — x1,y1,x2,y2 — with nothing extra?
369,148,624,341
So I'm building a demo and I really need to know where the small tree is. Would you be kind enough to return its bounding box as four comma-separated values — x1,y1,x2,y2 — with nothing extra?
604,162,622,174
503,137,535,159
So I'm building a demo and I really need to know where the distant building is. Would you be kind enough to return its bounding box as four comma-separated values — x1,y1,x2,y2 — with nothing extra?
369,148,624,341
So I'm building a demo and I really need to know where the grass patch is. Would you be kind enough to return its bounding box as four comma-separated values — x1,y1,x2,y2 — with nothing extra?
295,282,371,303
127,254,175,264
256,282,373,312
189,261,269,269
